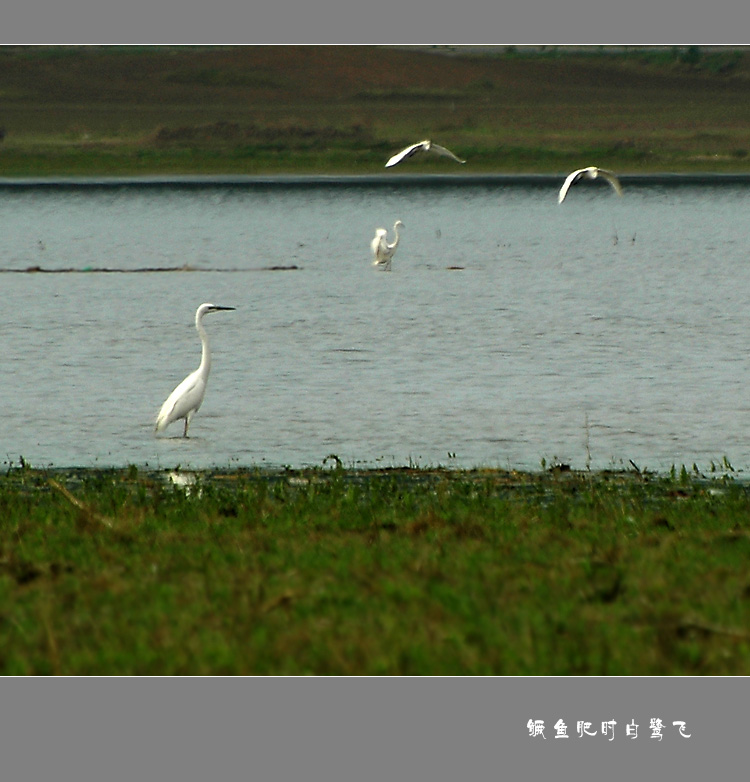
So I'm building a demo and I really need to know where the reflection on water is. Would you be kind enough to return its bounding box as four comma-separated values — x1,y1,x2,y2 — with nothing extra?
3,178,750,472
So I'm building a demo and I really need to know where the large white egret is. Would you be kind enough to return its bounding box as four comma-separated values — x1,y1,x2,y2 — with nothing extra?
385,140,466,168
371,220,404,271
155,302,235,437
558,166,623,204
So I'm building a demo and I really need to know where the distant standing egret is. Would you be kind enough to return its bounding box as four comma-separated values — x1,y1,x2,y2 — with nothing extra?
371,220,404,271
155,302,235,437
385,139,466,168
558,166,623,204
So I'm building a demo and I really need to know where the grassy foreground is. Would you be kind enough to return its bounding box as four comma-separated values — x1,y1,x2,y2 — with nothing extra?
3,45,750,175
2,463,750,675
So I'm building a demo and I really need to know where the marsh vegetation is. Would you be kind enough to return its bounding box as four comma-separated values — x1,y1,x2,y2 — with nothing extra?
2,464,750,675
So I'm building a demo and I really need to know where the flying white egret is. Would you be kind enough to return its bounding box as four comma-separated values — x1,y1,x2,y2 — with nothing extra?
558,166,623,204
385,139,466,168
154,302,235,437
371,220,404,271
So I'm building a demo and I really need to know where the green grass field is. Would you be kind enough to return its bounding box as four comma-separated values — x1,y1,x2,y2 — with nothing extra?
3,463,750,675
3,45,750,175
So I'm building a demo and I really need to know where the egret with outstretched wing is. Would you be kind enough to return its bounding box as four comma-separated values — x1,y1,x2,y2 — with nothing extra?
385,140,466,168
371,220,404,271
558,166,623,203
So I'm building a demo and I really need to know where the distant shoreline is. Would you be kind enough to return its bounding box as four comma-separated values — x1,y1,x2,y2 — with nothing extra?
3,173,750,188
4,46,750,178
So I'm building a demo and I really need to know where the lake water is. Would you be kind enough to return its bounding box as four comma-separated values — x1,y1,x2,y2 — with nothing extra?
3,175,750,473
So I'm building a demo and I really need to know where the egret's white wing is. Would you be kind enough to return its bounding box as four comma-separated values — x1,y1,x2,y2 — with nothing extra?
597,168,623,197
559,166,623,203
430,143,466,164
385,141,428,168
557,168,585,204
155,371,204,431
371,229,387,261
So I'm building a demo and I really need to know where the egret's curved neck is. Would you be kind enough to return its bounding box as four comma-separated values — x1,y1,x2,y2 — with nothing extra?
391,222,401,248
196,315,212,377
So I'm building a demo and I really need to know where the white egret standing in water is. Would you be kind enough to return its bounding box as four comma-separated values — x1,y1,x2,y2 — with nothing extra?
558,166,623,204
155,302,235,437
371,220,404,271
385,140,466,168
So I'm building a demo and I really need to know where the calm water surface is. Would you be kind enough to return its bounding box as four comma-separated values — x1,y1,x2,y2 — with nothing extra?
3,178,750,472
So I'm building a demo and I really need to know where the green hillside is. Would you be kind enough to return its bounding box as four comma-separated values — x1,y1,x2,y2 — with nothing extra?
2,45,750,175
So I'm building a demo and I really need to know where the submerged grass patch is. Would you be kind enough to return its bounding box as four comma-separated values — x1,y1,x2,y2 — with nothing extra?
2,464,750,674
